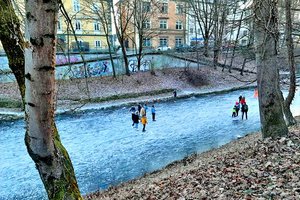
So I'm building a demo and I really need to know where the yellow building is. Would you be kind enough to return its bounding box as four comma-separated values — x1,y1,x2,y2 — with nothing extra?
0,0,115,53
58,0,116,52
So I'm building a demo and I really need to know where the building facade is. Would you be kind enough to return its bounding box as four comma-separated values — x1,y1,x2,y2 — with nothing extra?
57,0,117,52
121,0,188,50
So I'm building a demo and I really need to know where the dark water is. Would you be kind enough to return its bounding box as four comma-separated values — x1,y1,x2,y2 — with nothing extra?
0,88,299,199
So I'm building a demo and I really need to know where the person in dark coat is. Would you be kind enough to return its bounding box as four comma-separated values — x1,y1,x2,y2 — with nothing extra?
241,103,248,120
130,106,136,126
173,90,177,98
132,111,140,129
137,104,142,114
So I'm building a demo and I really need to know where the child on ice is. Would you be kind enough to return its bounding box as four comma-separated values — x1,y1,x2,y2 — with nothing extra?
141,115,148,132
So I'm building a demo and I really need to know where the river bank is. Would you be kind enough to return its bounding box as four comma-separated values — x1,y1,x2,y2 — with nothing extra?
85,118,300,200
1,63,300,199
0,65,256,118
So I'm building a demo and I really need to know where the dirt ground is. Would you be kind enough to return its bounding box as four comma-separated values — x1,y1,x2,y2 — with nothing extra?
0,64,257,110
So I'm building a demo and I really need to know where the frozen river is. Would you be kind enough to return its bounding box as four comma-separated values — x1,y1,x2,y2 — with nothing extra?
0,88,299,199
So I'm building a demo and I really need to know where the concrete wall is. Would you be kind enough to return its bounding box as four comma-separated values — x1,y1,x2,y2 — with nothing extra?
0,53,199,83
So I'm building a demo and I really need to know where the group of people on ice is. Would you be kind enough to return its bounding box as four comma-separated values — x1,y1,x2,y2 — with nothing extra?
232,95,249,120
130,104,156,132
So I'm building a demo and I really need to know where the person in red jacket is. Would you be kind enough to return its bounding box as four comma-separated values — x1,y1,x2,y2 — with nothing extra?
240,96,246,105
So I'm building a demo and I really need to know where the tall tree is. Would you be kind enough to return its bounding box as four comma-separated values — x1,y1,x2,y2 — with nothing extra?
130,0,160,71
112,0,133,75
212,0,227,69
24,0,82,199
254,0,288,138
282,0,297,126
84,0,117,77
188,0,215,57
0,0,25,105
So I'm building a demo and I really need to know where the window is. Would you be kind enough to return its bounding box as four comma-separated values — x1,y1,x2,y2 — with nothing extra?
161,3,168,13
241,39,247,45
142,2,151,12
190,28,193,34
159,38,168,46
242,30,248,36
143,38,151,47
175,38,182,47
57,19,62,31
95,40,101,48
176,4,183,14
73,0,80,12
143,19,151,29
94,22,100,32
92,3,99,12
160,20,167,29
75,20,81,31
176,21,183,30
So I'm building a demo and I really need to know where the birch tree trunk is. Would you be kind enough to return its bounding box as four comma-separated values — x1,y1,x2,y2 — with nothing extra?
0,0,25,105
283,0,297,126
254,0,288,138
24,0,82,199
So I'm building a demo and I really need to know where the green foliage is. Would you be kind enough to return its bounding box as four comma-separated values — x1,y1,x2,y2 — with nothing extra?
0,98,22,108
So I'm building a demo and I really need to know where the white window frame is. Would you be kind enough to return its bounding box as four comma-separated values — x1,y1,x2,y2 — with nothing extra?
160,20,167,29
176,3,183,14
73,0,81,12
95,40,101,48
159,38,168,46
143,38,151,47
142,1,151,12
94,21,101,32
57,18,62,32
161,3,168,13
176,21,183,30
143,19,151,29
175,38,182,47
75,20,82,33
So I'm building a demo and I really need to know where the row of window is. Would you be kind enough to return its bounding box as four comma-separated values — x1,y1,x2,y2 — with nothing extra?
73,0,184,14
143,38,183,47
144,2,184,14
143,20,183,30
75,38,184,49
57,20,102,32
58,19,184,32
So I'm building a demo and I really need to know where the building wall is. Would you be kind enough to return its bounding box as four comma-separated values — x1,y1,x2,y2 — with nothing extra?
124,0,187,49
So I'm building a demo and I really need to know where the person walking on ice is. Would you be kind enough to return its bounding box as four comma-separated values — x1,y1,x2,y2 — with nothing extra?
129,106,136,126
232,106,237,118
141,115,148,132
241,103,248,120
234,101,240,116
132,111,140,129
151,105,156,121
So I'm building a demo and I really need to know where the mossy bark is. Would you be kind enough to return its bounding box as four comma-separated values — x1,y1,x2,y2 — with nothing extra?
254,0,288,138
0,0,25,106
24,0,82,199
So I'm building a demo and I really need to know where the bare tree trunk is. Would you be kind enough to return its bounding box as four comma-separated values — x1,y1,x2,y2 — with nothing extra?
24,0,82,199
0,0,25,105
106,34,116,78
240,58,247,76
213,0,227,70
283,0,297,126
229,11,244,72
254,0,288,138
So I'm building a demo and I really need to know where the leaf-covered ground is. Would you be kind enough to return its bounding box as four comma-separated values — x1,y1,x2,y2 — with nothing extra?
86,123,300,200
